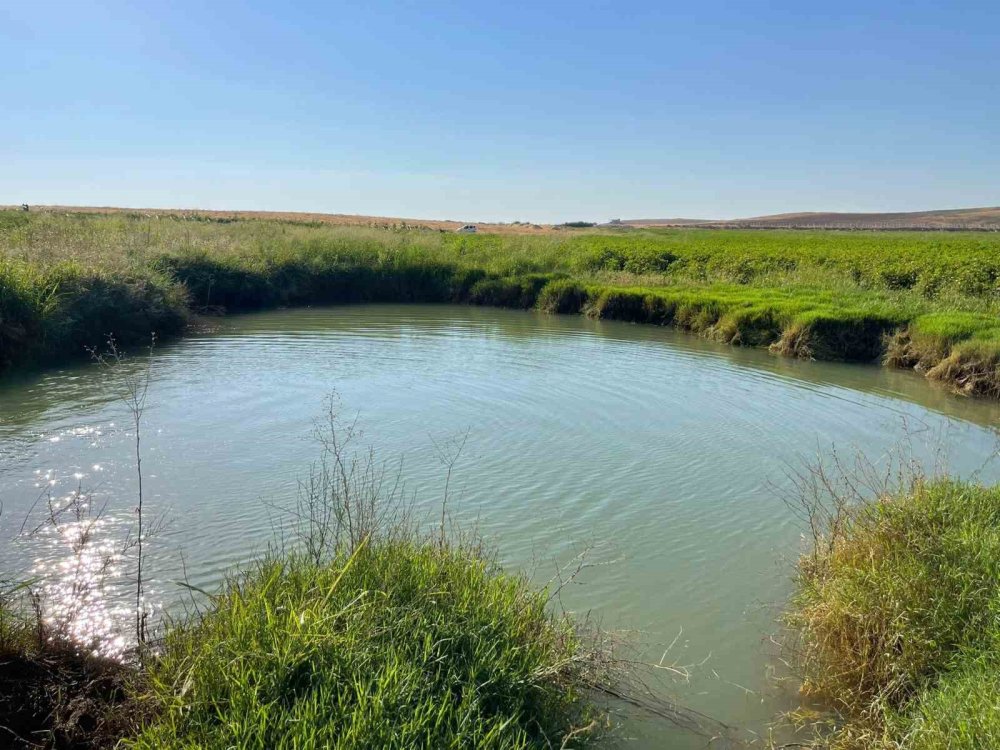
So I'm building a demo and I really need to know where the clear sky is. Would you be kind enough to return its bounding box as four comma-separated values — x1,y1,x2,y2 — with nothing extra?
3,1,998,222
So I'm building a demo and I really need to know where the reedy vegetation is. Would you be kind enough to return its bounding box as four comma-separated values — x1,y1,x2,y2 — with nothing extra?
3,210,1000,394
787,456,1000,749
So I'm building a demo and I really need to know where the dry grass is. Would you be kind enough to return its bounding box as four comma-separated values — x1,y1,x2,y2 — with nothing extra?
0,609,143,749
628,206,1000,230
782,446,1000,749
1,205,560,235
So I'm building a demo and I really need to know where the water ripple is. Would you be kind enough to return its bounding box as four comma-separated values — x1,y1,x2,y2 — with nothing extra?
1,304,999,749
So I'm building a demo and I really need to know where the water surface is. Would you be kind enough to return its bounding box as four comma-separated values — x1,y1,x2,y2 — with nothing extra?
2,304,998,747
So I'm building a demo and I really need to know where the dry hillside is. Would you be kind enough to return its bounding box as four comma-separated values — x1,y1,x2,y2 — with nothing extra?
626,206,1000,230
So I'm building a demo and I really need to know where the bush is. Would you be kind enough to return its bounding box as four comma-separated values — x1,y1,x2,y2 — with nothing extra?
789,478,1000,748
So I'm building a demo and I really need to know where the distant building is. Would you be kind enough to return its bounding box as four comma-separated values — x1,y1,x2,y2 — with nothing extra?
456,224,477,233
608,218,621,225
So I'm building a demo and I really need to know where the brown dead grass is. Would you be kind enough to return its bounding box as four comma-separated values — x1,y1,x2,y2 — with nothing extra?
0,637,142,749
1,205,564,235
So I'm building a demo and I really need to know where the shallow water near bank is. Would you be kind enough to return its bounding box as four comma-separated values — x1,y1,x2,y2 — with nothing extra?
2,304,999,747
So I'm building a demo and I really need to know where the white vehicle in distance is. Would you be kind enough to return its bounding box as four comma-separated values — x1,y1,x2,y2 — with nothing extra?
455,224,477,233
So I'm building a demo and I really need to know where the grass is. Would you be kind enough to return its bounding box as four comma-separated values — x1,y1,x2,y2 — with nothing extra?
127,540,605,749
0,540,607,750
787,477,1000,749
0,403,617,749
3,210,1000,395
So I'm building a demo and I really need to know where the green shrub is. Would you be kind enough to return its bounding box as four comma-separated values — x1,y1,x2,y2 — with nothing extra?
576,244,677,275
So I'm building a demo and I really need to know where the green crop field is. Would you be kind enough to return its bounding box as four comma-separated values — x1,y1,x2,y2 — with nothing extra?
3,209,1000,395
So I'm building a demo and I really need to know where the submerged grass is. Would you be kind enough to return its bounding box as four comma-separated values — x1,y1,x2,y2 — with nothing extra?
788,477,1000,749
3,210,1000,395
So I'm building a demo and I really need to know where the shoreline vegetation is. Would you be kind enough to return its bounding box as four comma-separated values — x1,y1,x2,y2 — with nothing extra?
0,407,631,749
3,209,1000,747
0,539,618,749
3,210,1000,397
786,458,1000,749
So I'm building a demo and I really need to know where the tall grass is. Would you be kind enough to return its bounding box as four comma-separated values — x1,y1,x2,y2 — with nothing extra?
126,405,618,748
4,210,1000,395
786,466,1000,748
129,540,607,749
0,397,622,748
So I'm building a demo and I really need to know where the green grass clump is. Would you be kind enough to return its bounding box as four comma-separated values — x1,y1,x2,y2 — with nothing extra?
789,479,1000,748
0,256,186,370
902,665,1000,749
129,539,603,749
536,279,589,314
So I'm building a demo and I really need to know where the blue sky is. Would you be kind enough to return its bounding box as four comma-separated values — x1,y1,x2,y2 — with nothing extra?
3,1,998,222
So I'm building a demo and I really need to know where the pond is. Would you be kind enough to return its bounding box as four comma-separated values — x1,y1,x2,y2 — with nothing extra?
2,304,998,747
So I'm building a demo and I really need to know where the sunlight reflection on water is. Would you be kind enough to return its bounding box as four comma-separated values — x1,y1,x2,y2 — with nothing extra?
21,481,137,658
3,305,1000,747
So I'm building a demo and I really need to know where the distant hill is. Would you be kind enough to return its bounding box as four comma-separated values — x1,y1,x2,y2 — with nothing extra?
620,218,714,226
624,207,1000,231
6,204,1000,233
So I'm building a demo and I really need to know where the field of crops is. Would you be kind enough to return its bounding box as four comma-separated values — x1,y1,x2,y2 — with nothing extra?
2,210,1000,396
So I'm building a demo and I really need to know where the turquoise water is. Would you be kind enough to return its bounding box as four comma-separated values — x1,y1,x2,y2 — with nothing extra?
2,304,998,747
